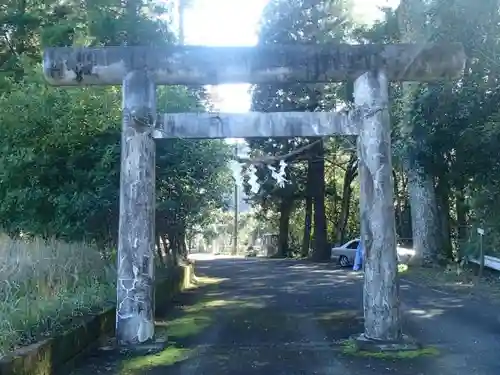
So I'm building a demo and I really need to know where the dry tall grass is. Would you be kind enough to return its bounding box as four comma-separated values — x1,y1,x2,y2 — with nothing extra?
0,235,116,355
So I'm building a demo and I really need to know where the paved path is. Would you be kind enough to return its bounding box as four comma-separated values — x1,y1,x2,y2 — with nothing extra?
72,258,500,375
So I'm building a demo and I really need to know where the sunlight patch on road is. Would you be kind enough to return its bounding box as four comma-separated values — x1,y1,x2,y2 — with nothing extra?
316,310,361,321
166,315,214,338
191,276,229,286
185,275,229,291
287,264,311,270
398,264,409,273
119,346,192,374
407,308,445,319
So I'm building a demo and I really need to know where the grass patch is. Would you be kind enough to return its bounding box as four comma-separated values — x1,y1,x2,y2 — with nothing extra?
119,346,192,374
164,314,213,339
158,277,268,342
156,277,230,341
342,339,439,359
0,235,116,355
163,298,266,340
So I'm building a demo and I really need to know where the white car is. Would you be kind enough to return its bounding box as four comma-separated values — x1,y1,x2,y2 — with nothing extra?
331,238,410,267
331,238,361,267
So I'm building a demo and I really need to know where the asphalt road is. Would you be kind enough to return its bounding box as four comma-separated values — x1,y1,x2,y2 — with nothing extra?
72,257,500,375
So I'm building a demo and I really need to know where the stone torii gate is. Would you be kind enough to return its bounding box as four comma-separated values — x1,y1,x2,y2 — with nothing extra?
43,43,465,348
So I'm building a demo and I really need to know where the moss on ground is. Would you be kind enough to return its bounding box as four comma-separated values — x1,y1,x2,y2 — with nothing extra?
341,339,439,359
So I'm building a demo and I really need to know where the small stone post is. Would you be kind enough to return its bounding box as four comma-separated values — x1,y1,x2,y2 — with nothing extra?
116,70,157,346
354,70,403,344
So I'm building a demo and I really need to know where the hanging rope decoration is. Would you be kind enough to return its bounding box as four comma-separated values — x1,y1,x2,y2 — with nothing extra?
224,101,390,194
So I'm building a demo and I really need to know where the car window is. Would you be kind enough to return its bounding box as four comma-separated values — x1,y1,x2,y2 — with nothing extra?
346,240,359,249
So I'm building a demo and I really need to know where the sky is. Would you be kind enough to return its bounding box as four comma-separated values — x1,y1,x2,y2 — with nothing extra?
182,0,401,115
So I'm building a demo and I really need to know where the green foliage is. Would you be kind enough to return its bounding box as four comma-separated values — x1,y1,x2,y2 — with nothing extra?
0,0,232,246
0,0,232,355
0,68,231,245
397,0,500,254
0,68,121,243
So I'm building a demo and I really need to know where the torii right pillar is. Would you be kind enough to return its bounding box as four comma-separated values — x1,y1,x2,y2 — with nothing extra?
355,70,403,346
353,60,464,349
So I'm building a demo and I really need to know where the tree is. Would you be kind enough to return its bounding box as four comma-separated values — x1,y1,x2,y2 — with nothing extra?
396,0,441,265
395,0,500,261
0,0,232,261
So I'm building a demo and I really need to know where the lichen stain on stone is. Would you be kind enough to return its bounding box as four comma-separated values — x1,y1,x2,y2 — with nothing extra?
155,67,204,84
43,58,77,84
91,61,127,82
256,67,292,81
44,50,127,84
117,101,155,345
123,136,143,179
137,319,154,343
316,46,383,78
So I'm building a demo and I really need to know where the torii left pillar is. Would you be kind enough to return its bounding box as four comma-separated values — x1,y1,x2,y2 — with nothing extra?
44,58,159,347
116,70,157,346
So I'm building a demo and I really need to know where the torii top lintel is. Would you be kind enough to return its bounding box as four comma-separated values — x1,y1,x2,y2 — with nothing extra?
43,43,466,86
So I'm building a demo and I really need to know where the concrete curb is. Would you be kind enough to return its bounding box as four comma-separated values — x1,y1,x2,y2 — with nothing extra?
0,264,194,375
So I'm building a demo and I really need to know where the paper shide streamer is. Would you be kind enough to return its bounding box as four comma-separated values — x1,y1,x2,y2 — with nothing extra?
228,160,289,193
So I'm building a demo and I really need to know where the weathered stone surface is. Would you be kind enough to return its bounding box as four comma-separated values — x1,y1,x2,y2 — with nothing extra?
43,43,465,86
115,70,156,346
153,111,360,139
354,70,402,341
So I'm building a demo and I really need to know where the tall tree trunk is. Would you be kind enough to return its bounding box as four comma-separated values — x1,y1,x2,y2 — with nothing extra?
178,226,188,262
311,140,328,261
436,177,453,260
302,159,313,257
278,198,292,257
187,232,194,255
155,234,164,265
393,169,403,238
160,235,171,266
335,154,357,245
407,165,440,264
168,230,180,266
398,0,440,266
400,175,412,241
455,187,468,244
